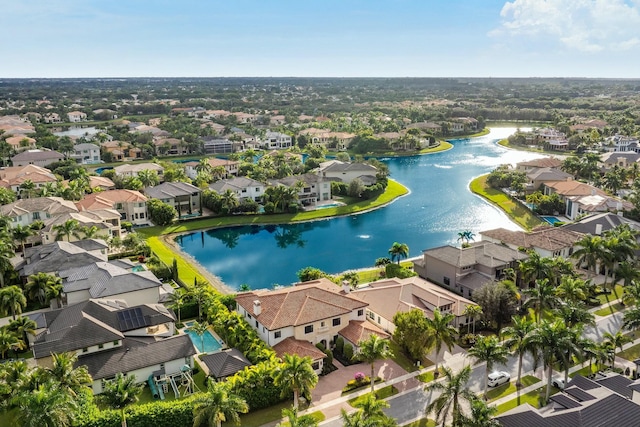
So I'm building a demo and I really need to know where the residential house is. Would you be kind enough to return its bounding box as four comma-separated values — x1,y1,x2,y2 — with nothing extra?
480,226,584,259
263,131,292,150
31,299,195,394
600,152,640,171
67,111,87,122
524,168,574,193
563,212,640,237
270,115,286,126
184,157,240,180
351,276,477,331
235,279,380,373
406,122,443,135
113,163,164,180
199,349,252,382
41,209,122,243
269,173,331,207
5,135,36,152
452,117,478,133
60,259,173,306
543,181,633,220
17,239,109,278
76,189,149,226
0,164,58,194
497,373,640,427
203,137,234,154
71,143,101,165
233,112,258,124
145,181,201,216
154,138,189,156
413,241,529,299
603,135,640,153
43,113,62,124
515,157,564,174
101,140,140,161
11,149,65,167
1,196,78,228
209,177,265,202
317,160,378,185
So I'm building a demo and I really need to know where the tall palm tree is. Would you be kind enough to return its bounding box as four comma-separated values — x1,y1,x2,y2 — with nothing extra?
425,308,458,374
623,306,640,331
11,382,77,427
523,279,558,323
137,169,159,188
468,335,509,400
572,234,604,278
463,304,483,334
274,354,319,409
11,224,35,255
0,285,26,320
277,407,318,427
388,242,409,265
424,365,476,427
46,352,92,397
7,316,36,351
518,251,553,287
25,272,60,306
99,373,144,427
45,279,65,309
0,328,22,359
168,288,187,325
555,276,588,303
190,320,209,353
18,179,36,199
459,398,500,427
53,219,81,242
354,334,393,394
555,301,595,328
502,316,535,387
193,380,248,427
603,330,631,370
0,236,15,288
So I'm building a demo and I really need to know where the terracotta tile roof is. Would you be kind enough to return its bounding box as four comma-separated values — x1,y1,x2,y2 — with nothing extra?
517,157,563,169
89,176,115,189
481,227,584,251
235,280,367,330
339,320,389,345
273,337,326,361
545,181,606,196
77,190,147,211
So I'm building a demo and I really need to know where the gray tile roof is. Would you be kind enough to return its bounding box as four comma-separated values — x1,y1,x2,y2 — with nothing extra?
11,150,64,162
0,196,78,218
564,212,640,235
209,176,264,193
144,181,201,200
77,335,196,380
21,241,106,276
200,348,251,380
424,242,528,268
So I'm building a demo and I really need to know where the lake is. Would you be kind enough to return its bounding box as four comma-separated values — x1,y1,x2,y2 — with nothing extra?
175,127,545,290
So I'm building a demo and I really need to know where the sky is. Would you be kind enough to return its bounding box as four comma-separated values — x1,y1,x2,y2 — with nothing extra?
1,0,639,78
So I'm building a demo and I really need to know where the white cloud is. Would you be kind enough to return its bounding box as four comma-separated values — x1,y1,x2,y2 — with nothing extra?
492,0,640,52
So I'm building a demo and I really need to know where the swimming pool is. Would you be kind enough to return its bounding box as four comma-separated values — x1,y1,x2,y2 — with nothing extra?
315,202,344,210
541,216,562,226
183,322,223,353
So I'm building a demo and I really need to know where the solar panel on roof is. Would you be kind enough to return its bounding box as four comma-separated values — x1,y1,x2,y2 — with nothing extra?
564,386,596,402
550,394,582,409
117,307,146,330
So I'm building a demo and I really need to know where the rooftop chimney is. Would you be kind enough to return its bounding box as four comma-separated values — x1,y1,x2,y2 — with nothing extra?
595,224,603,235
253,300,262,316
342,280,351,294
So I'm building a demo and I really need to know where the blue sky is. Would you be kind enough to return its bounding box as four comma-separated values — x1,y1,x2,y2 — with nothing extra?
1,0,639,78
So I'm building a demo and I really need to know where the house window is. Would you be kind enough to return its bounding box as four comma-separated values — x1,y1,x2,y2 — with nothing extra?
32,212,40,220
116,203,123,209
377,316,381,324
113,340,119,345
98,344,104,349
255,320,258,327
82,347,88,353
357,309,364,316
368,311,375,320
443,277,450,286
312,362,320,370
305,325,313,334
332,318,341,327
247,313,252,319
321,321,325,327
275,331,281,339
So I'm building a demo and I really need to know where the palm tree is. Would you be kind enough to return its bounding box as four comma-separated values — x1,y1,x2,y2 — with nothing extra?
388,242,409,265
463,304,483,334
502,316,535,387
468,335,509,400
11,382,78,427
277,407,318,427
46,352,92,397
528,319,579,402
424,365,476,427
425,308,458,374
523,279,558,323
354,334,393,394
137,169,159,188
0,328,22,359
99,373,144,427
457,230,475,246
555,276,588,303
190,320,209,353
555,301,595,328
80,225,106,240
7,316,36,351
459,398,500,427
518,251,553,287
572,234,604,278
53,219,81,242
603,330,631,370
623,307,640,331
25,272,60,306
0,236,15,288
0,285,26,320
168,288,187,325
18,179,36,199
45,279,65,309
11,224,35,255
274,354,318,409
193,380,248,427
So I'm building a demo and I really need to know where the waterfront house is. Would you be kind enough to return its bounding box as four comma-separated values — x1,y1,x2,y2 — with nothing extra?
67,111,87,122
17,239,109,278
480,227,584,259
113,162,164,180
317,160,378,185
144,181,201,216
209,177,265,202
542,181,633,220
263,131,293,150
71,143,101,165
269,173,332,207
76,189,149,226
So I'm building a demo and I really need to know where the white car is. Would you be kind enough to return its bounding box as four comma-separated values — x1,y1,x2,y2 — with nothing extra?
552,377,566,390
488,371,511,387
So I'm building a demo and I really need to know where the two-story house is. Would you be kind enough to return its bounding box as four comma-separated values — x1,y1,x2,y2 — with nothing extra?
16,239,109,278
1,196,79,228
184,157,240,180
76,189,149,225
543,181,633,220
480,226,584,259
263,131,292,150
11,149,65,167
317,160,378,186
0,164,58,194
209,177,265,202
113,163,164,180
413,241,529,299
67,111,87,122
144,181,201,216
71,143,101,165
235,279,385,373
269,173,331,207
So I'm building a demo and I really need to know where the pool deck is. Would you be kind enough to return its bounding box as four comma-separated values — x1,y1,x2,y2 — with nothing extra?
181,322,227,358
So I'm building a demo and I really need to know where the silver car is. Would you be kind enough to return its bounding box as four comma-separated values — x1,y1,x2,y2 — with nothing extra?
488,371,511,387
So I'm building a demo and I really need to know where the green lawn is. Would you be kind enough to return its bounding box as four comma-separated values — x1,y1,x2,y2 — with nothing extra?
619,342,640,361
594,302,626,317
570,365,599,378
469,175,543,231
274,410,325,427
347,385,398,407
495,389,543,414
595,286,624,305
234,400,304,427
146,236,209,288
417,368,442,383
487,376,541,402
386,340,430,373
402,419,437,427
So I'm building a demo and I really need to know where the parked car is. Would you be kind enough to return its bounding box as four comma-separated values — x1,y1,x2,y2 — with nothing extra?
552,377,566,390
488,371,511,387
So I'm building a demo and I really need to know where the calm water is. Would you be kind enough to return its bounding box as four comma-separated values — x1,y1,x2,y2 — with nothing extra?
175,128,544,289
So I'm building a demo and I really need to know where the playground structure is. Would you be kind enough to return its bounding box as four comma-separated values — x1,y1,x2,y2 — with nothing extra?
148,364,200,400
